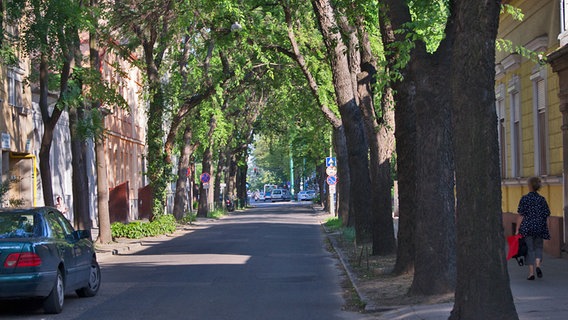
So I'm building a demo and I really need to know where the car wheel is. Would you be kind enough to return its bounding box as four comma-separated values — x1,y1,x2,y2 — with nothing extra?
77,259,101,297
43,270,64,314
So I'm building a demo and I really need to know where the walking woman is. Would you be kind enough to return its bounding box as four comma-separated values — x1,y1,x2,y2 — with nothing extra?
516,177,551,280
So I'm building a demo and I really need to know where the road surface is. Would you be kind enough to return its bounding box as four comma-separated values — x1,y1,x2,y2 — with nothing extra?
1,201,364,320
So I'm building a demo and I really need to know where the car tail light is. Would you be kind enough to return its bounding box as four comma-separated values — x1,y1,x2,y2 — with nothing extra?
4,252,42,268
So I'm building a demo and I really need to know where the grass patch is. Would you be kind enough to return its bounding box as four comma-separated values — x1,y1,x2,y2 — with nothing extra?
324,217,343,231
207,209,226,219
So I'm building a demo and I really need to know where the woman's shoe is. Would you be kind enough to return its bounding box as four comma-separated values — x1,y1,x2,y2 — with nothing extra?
527,275,535,280
536,267,543,278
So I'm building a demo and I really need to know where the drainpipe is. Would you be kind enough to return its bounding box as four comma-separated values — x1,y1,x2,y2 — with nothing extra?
9,152,38,207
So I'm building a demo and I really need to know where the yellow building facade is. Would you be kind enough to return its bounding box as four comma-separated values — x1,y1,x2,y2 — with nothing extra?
497,0,566,255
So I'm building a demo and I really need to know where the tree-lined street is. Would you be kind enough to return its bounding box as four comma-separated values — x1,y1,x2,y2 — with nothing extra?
0,203,363,320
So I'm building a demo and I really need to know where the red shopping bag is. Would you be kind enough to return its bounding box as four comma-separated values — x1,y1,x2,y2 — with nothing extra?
507,235,521,260
507,234,527,266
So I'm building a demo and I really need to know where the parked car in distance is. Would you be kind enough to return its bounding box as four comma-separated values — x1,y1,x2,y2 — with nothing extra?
271,189,291,202
264,191,272,201
0,207,101,314
297,190,316,201
306,190,316,200
257,192,265,201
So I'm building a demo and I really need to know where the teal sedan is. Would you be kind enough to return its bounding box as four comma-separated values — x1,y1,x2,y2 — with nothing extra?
0,207,101,314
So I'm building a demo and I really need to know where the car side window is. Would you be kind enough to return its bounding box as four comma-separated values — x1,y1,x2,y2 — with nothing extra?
46,211,74,240
56,214,75,237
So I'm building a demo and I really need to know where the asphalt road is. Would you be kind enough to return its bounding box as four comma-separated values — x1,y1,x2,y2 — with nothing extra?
1,201,364,320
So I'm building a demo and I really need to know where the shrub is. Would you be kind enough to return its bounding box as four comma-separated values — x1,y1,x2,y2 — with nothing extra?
111,214,177,239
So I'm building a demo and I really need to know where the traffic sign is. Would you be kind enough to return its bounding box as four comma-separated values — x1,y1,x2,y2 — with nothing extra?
200,172,211,183
326,175,337,185
325,157,336,167
326,165,337,176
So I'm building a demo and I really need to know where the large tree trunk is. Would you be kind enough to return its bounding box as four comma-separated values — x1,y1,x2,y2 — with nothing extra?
449,1,518,319
392,79,416,274
172,123,196,220
333,127,350,224
381,1,456,293
354,22,396,256
312,0,373,244
381,0,417,276
409,44,456,295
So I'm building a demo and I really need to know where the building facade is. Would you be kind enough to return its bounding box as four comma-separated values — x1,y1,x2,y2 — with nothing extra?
0,19,35,209
497,0,565,256
1,20,148,229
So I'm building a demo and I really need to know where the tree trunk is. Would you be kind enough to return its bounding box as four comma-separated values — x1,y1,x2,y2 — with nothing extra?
283,3,347,217
227,153,237,199
312,0,373,244
38,51,65,207
409,44,456,295
333,126,350,224
449,1,518,319
316,162,327,209
172,123,195,220
142,38,169,215
391,70,417,274
198,116,216,218
70,32,91,230
355,23,396,256
89,13,111,243
94,132,111,243
69,104,91,230
236,163,248,208
381,0,417,276
214,150,226,209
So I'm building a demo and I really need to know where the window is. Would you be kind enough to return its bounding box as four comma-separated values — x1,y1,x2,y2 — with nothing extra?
532,69,548,176
563,0,568,34
508,76,521,178
496,96,507,178
7,70,23,108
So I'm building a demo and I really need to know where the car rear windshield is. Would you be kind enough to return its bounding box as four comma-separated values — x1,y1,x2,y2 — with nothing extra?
0,213,39,239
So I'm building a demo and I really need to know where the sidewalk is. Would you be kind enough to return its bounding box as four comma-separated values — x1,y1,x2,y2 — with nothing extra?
370,254,568,320
376,257,568,320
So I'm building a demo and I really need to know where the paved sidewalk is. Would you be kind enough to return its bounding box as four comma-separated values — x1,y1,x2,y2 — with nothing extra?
363,253,568,320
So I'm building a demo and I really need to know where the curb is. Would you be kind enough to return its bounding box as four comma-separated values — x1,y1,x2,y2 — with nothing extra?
326,232,379,312
316,208,379,312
